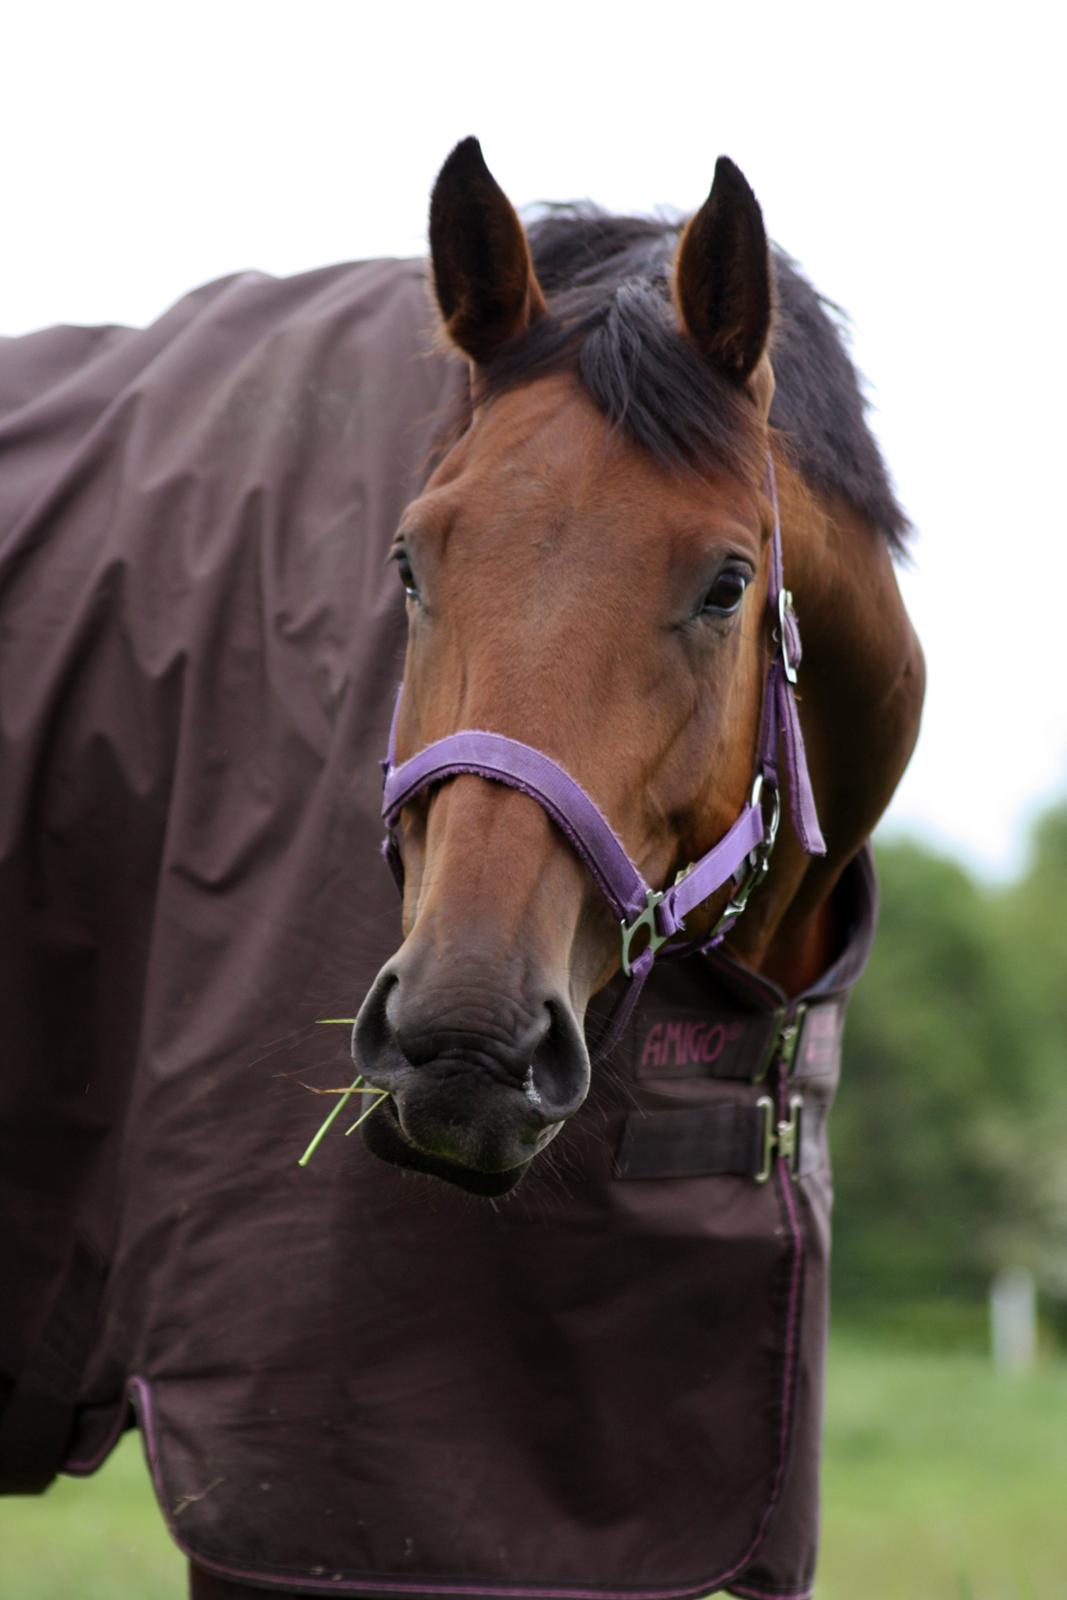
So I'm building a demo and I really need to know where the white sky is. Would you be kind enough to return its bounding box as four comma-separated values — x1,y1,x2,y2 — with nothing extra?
5,2,1063,880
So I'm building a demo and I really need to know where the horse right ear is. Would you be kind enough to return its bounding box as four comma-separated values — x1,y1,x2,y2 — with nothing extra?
429,138,547,367
674,157,772,396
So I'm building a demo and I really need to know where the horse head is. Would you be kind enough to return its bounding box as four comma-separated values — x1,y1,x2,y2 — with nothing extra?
353,139,924,1195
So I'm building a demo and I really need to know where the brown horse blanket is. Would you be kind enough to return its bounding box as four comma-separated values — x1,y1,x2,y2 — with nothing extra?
0,259,875,1598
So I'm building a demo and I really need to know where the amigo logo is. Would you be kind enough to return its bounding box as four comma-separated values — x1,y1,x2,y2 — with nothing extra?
639,1018,746,1073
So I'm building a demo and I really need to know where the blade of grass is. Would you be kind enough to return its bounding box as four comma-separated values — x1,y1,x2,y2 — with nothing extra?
297,1081,383,1096
345,1091,390,1137
297,1074,363,1167
296,1018,367,1166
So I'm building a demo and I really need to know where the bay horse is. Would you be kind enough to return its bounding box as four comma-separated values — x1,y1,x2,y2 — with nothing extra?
348,141,923,1197
0,139,922,1599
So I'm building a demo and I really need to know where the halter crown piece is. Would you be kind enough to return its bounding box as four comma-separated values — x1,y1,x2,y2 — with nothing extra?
380,458,825,1061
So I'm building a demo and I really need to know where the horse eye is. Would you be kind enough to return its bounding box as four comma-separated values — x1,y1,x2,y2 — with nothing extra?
701,569,749,616
393,550,419,601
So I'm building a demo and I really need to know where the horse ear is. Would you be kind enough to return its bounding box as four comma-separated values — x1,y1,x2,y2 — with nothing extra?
674,157,772,390
429,137,547,366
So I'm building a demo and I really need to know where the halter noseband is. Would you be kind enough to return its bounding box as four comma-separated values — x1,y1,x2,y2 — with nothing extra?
379,459,825,1060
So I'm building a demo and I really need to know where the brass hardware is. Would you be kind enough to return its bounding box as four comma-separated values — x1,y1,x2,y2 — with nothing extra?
755,1094,804,1183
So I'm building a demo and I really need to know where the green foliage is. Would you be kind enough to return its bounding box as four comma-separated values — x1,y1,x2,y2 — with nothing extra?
834,800,1067,1318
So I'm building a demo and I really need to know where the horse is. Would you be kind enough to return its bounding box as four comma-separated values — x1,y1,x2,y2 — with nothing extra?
0,140,923,1599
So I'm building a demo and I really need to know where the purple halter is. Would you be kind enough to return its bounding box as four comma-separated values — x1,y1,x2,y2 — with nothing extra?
380,460,825,1059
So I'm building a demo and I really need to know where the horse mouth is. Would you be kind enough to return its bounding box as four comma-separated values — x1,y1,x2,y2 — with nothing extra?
361,1094,533,1197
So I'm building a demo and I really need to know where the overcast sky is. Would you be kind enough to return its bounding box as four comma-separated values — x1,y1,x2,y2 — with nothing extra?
5,2,1063,879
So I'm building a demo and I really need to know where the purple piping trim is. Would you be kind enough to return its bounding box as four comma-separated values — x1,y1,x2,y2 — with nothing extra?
775,1080,805,1476
715,1098,814,1600
128,1163,805,1600
701,1153,806,1593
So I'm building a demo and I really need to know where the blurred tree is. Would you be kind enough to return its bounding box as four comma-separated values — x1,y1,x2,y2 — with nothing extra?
831,810,1067,1328
983,802,1067,1298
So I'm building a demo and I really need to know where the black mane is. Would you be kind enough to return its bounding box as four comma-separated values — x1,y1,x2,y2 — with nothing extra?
474,204,909,551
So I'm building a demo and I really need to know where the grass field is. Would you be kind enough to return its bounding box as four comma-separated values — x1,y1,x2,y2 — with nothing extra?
819,1337,1067,1598
1,1336,1064,1600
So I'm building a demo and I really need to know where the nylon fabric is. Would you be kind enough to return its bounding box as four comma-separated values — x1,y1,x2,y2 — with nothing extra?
0,258,875,1599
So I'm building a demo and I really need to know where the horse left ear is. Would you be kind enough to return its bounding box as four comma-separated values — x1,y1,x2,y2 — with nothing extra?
429,137,547,367
674,157,772,395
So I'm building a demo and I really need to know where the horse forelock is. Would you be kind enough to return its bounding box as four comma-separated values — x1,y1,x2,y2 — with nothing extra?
438,204,911,552
472,270,766,492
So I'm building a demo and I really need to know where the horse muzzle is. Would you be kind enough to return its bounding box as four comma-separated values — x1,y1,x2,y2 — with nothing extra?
352,963,590,1195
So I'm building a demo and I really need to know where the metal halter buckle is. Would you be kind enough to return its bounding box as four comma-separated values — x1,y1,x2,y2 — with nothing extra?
777,588,800,685
619,889,669,978
755,1094,804,1183
708,775,781,941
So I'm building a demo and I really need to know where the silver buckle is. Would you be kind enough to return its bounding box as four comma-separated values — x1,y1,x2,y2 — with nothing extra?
708,775,781,940
777,588,799,685
755,1093,804,1183
619,889,669,978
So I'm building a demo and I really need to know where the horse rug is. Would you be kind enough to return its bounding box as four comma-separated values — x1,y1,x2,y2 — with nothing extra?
0,258,877,1599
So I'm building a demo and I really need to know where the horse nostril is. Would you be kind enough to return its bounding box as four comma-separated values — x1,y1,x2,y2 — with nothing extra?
351,969,405,1087
527,999,590,1124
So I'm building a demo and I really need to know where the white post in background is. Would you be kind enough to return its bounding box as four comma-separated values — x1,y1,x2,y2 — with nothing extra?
990,1267,1037,1373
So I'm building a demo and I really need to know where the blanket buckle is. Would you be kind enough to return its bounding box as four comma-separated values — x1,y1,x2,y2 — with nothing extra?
755,1093,804,1183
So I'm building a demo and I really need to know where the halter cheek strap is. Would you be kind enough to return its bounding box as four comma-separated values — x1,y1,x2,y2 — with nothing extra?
379,457,825,1060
